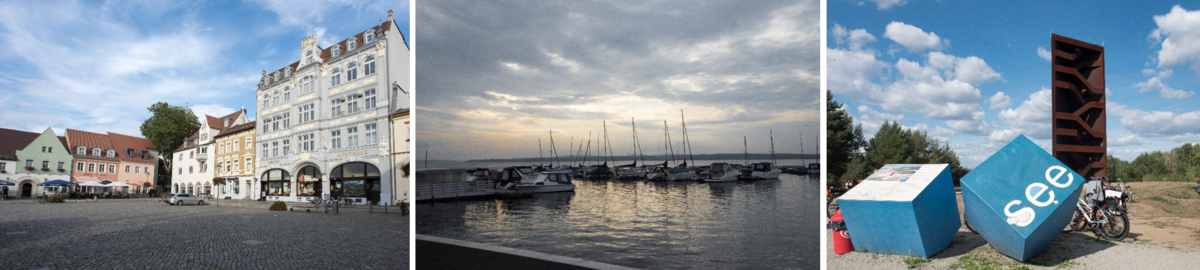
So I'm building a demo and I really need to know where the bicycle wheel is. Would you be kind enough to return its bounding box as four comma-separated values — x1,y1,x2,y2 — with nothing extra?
1068,208,1086,232
964,215,978,234
827,196,839,218
1096,210,1130,241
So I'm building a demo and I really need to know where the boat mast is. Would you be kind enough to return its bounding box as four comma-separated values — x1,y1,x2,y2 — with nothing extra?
770,130,777,165
550,130,561,168
665,120,676,167
744,136,749,166
799,131,804,167
632,117,645,166
681,109,695,166
603,120,615,165
583,131,592,167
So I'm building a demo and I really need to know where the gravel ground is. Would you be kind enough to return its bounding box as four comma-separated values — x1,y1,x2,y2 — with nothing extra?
0,199,407,269
828,185,1200,269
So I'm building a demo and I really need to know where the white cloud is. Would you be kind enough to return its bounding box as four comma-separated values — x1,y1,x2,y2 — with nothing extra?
1150,5,1200,71
1113,106,1200,138
951,56,1002,85
879,58,990,135
988,91,1012,109
252,0,396,47
190,104,237,120
855,105,904,136
1109,134,1150,147
827,47,887,99
1037,47,1051,62
997,88,1052,140
883,21,946,52
1135,69,1195,99
832,24,877,52
869,0,908,10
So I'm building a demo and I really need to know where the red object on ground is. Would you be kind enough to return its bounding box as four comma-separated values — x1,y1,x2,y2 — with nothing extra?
830,210,854,255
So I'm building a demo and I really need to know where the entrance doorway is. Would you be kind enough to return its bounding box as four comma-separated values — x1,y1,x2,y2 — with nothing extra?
330,162,381,205
21,183,31,197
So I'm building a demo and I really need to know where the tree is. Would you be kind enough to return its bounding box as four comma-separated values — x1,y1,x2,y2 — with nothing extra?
865,121,912,169
827,90,866,187
140,102,201,190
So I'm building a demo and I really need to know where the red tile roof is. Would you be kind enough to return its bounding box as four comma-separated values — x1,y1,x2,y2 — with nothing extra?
65,129,119,162
216,121,256,138
107,132,157,163
0,127,41,161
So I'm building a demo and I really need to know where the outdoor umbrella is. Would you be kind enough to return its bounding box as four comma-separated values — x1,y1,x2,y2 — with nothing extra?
0,180,14,186
38,180,78,187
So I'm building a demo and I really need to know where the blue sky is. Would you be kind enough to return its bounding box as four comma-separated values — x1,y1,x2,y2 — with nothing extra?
0,0,408,137
829,0,1200,167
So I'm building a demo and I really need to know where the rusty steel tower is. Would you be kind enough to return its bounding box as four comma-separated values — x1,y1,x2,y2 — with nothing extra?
1051,34,1106,179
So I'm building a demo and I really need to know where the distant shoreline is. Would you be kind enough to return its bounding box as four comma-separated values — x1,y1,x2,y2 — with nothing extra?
424,153,819,163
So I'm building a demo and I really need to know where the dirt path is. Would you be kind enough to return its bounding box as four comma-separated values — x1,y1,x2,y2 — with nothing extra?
827,181,1200,269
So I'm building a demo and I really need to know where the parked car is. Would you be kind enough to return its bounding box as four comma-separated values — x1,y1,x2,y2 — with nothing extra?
166,193,204,205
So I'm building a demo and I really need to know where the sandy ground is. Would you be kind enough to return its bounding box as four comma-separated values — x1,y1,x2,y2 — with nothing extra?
827,182,1200,269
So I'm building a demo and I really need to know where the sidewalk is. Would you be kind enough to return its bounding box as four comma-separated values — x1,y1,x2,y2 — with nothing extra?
417,235,635,270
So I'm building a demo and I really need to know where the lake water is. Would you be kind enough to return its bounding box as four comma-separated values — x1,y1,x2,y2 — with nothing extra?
417,173,821,269
420,158,817,170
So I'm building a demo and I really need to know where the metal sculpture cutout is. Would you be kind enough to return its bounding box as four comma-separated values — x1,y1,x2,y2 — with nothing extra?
1051,34,1106,179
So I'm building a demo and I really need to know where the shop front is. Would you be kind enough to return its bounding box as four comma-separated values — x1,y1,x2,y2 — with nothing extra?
261,168,291,201
330,162,381,205
295,165,322,201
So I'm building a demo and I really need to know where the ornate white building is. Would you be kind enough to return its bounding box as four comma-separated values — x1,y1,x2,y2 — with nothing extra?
254,11,409,205
173,110,250,196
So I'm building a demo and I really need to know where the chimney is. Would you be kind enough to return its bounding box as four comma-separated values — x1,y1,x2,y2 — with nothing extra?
388,10,393,22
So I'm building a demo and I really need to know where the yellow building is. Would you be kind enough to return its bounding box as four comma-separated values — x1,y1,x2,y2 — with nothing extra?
214,121,256,200
389,108,409,204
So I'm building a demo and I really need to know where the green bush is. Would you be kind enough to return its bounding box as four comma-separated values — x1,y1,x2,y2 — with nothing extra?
269,201,288,211
49,195,64,203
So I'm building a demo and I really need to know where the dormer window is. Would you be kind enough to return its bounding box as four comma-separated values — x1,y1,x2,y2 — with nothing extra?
333,46,341,57
140,151,148,159
126,149,135,157
77,146,86,155
273,72,280,82
92,148,101,156
224,118,231,127
365,31,374,43
306,51,315,64
106,150,115,157
348,38,357,50
285,67,292,77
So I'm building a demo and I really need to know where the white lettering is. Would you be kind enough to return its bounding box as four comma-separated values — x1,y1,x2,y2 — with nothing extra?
1004,200,1035,227
1025,183,1056,207
1045,165,1072,188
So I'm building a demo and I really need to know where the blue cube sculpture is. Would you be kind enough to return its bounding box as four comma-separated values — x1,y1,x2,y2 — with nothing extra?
961,135,1084,262
838,164,959,258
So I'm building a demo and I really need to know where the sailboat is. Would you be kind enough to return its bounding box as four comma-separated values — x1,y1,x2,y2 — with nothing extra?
749,130,783,180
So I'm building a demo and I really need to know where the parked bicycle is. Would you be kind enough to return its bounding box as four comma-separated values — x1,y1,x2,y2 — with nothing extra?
1067,177,1129,241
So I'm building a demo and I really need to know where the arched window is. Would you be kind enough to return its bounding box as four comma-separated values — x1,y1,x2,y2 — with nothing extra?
283,86,291,101
331,68,341,86
296,165,322,197
364,55,376,76
346,62,358,81
261,169,292,197
272,90,280,106
329,162,381,204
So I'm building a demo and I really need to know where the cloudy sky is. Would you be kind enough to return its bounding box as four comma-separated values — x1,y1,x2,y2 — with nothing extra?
830,1,1200,167
0,0,408,136
415,0,820,161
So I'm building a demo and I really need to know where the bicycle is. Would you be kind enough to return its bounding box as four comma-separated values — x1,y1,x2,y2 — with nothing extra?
341,198,357,208
38,196,48,204
1068,178,1129,241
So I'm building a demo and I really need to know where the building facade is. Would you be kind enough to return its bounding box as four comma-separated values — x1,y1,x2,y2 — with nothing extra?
254,10,409,205
0,127,73,198
65,129,158,194
173,110,250,196
214,121,256,200
390,109,410,204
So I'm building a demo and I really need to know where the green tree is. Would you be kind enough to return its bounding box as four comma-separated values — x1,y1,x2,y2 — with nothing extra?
865,121,912,169
827,90,866,187
840,153,870,185
140,102,201,190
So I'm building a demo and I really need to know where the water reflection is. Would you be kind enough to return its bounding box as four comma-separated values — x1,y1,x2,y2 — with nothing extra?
418,174,820,269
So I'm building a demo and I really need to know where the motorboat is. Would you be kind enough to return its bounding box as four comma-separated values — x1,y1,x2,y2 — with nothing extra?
464,168,492,182
584,163,614,180
616,165,649,180
496,166,575,193
702,162,740,183
646,165,697,181
749,162,782,180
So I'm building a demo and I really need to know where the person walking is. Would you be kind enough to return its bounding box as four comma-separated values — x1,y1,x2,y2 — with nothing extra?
2,186,7,200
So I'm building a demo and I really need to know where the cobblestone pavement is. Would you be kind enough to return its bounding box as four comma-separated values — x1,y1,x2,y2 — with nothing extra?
0,199,408,269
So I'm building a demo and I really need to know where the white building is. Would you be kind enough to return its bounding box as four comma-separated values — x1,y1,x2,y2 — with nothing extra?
254,11,409,205
172,110,250,196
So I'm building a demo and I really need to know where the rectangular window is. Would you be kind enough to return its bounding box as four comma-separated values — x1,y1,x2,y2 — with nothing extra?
365,124,377,144
134,166,139,173
365,89,376,109
298,104,310,123
145,167,150,174
284,87,291,101
262,143,269,159
42,160,49,168
26,160,32,167
331,130,342,149
219,144,224,154
331,99,344,117
246,138,252,149
348,94,360,114
217,162,223,174
88,163,94,172
273,141,279,157
0,163,5,171
225,162,231,172
77,162,84,172
263,118,271,133
125,165,130,172
283,139,290,155
283,113,290,128
109,165,115,173
235,160,240,172
273,115,280,131
245,158,251,171
235,140,240,152
347,127,359,147
57,162,64,170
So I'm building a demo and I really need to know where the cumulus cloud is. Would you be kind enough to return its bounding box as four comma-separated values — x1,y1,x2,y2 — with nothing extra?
1150,5,1200,71
869,0,908,10
190,104,238,121
1113,106,1200,138
1037,47,1051,61
832,24,877,52
1109,134,1150,147
996,88,1052,140
988,91,1012,109
883,21,947,52
855,105,904,136
828,47,887,100
1135,69,1195,99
